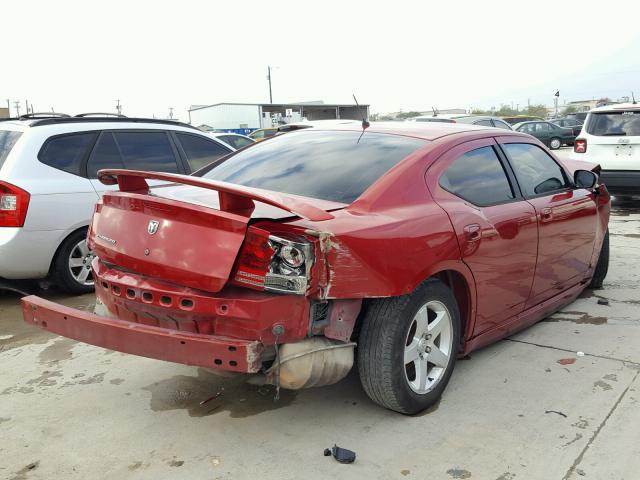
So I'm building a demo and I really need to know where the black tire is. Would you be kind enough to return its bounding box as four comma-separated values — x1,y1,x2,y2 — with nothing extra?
549,137,562,150
52,229,95,295
357,278,461,414
589,229,609,289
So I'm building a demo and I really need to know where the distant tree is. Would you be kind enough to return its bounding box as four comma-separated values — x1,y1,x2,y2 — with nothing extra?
525,104,548,118
370,113,380,121
563,105,578,115
495,104,517,117
379,115,394,121
471,108,491,115
396,111,423,120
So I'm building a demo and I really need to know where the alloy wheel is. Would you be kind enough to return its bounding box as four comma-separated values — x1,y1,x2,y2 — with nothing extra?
404,300,454,394
68,239,95,286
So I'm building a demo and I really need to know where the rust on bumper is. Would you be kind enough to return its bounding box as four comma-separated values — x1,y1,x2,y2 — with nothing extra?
21,295,263,372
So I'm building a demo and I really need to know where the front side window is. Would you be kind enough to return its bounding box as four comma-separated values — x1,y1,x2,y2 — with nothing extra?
176,133,231,171
502,143,568,196
39,132,97,176
476,120,494,127
201,130,427,204
519,123,535,134
586,111,640,136
535,123,550,133
439,146,514,206
113,131,179,173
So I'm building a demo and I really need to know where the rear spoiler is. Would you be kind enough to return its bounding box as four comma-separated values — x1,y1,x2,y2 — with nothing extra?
97,169,334,222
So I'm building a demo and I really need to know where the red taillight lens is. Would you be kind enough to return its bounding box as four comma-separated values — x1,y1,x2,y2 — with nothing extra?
232,226,313,294
233,226,275,290
574,139,587,154
0,182,30,227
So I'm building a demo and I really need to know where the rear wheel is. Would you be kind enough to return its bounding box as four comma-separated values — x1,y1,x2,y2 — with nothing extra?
549,137,562,150
589,230,609,289
52,229,96,294
357,279,460,414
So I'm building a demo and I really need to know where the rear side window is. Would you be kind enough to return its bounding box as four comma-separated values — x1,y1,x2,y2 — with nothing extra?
113,131,179,173
502,143,568,196
202,130,427,203
0,131,22,169
39,132,97,176
440,146,514,206
87,132,125,177
492,119,511,130
176,133,231,171
476,120,493,127
219,135,253,149
587,112,640,136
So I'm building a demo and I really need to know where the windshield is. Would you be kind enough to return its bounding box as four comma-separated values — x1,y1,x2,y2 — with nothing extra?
586,111,640,136
200,130,427,203
0,130,22,169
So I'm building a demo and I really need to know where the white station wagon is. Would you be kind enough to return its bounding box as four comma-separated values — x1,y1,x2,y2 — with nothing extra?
571,103,640,198
0,114,234,293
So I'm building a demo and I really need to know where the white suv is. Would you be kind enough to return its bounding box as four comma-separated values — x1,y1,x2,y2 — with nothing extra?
0,114,234,293
571,103,640,198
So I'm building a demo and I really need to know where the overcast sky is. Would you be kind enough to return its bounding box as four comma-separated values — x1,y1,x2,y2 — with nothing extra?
4,0,640,119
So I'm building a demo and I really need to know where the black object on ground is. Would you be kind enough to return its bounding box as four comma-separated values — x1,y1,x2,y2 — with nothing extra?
597,298,610,305
325,444,356,464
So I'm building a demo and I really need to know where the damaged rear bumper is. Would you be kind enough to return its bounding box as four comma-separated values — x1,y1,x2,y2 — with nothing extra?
21,295,263,372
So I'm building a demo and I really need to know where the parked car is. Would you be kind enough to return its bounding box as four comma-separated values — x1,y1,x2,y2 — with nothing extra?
0,114,234,293
208,132,255,150
406,115,455,123
248,127,278,142
513,120,575,149
502,115,544,125
447,115,512,129
551,117,583,136
22,122,610,414
567,112,590,123
276,119,361,133
571,103,640,198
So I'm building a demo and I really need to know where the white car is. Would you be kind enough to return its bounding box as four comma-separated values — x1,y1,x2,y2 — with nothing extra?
207,132,255,150
571,103,640,198
0,114,234,293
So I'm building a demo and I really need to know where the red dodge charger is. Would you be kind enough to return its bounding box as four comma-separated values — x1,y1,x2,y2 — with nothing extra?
22,122,610,414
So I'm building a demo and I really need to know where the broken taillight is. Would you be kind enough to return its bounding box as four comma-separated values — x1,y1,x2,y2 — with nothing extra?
0,181,30,227
233,226,313,295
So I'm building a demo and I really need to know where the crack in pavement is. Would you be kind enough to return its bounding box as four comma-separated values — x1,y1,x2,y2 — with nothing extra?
561,369,640,480
504,338,640,368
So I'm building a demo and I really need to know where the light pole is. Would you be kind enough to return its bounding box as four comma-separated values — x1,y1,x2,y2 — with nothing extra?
267,66,273,104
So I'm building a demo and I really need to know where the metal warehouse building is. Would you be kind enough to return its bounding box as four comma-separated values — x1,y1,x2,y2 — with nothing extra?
188,101,369,134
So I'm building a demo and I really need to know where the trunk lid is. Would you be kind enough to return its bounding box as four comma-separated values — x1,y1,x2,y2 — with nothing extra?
89,170,342,292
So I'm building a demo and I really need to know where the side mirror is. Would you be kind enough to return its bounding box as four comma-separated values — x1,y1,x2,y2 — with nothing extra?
574,169,598,189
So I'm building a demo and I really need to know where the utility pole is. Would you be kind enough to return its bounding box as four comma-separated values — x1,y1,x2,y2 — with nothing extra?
115,99,122,115
13,100,21,117
267,66,273,104
6,99,9,115
169,107,173,119
554,90,560,117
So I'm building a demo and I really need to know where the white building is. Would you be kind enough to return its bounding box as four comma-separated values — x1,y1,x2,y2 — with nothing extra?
188,101,369,134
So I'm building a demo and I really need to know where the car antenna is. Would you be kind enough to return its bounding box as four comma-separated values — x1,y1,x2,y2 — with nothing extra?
352,94,369,144
352,94,369,129
632,92,637,105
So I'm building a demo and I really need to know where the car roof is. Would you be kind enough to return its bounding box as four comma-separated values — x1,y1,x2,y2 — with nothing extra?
0,117,200,135
209,132,250,138
589,102,640,113
297,121,530,141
